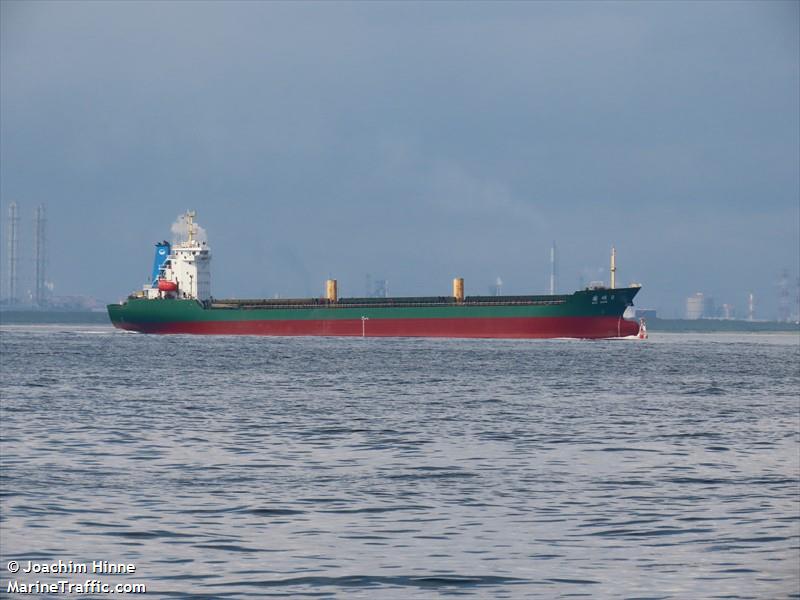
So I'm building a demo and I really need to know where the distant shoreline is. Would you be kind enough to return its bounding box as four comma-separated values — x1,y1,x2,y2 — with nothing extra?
0,310,111,325
645,318,799,333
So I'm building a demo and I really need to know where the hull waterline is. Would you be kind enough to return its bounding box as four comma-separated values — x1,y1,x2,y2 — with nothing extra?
111,315,640,338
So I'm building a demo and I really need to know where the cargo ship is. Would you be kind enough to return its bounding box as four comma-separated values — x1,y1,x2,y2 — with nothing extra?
108,212,645,339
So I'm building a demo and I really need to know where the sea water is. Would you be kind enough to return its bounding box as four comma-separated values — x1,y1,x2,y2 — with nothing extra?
1,325,798,599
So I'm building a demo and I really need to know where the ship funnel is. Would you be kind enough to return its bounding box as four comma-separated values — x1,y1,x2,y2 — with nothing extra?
453,277,464,303
326,279,338,302
151,241,171,286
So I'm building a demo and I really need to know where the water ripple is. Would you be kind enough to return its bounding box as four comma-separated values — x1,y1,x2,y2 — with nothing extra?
1,327,798,599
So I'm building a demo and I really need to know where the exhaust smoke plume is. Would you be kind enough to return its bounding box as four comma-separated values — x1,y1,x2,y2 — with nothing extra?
171,213,208,245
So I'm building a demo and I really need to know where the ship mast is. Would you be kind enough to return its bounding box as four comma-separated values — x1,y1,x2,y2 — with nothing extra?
185,210,196,245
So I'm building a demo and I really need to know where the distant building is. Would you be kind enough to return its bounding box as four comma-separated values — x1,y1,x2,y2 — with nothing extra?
372,279,388,298
635,308,657,320
794,278,800,323
364,274,388,298
686,293,715,319
48,295,98,310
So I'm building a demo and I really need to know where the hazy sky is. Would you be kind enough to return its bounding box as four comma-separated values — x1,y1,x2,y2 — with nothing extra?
2,1,798,317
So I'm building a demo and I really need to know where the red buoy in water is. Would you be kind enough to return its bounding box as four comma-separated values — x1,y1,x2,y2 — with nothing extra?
158,279,178,292
637,319,648,340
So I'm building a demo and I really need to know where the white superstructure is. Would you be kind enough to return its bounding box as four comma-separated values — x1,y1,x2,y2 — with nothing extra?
144,211,211,301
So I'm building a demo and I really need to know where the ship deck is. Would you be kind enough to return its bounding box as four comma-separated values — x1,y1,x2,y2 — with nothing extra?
209,295,571,310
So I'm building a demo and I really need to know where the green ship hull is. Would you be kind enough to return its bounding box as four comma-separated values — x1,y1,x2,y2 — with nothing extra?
108,287,642,339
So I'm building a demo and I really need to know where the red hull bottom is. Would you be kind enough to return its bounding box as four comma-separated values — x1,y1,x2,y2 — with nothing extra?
116,316,641,339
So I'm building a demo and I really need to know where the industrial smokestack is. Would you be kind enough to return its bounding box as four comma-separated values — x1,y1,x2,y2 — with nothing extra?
778,269,790,322
610,246,617,290
6,203,19,304
34,204,46,306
